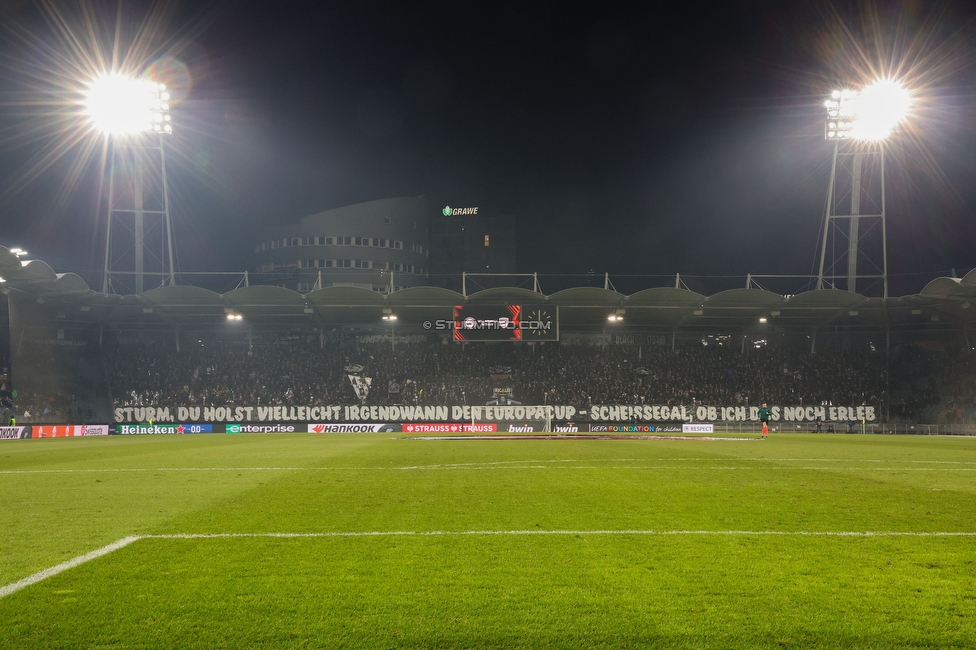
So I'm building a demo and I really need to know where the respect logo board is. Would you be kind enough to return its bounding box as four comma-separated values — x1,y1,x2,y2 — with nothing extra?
33,425,110,438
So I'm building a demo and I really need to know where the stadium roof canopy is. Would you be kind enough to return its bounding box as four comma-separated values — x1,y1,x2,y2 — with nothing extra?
1,246,973,335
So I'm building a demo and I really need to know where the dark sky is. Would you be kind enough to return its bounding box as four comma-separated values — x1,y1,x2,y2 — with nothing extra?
2,0,976,295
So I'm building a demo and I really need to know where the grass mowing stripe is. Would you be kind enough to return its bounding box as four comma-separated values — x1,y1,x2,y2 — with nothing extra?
6,528,976,600
0,536,141,599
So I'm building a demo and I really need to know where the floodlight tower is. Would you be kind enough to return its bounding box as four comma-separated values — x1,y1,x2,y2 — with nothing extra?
85,74,175,294
817,80,910,298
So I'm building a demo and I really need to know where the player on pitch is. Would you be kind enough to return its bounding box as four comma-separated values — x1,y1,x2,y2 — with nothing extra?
758,403,771,439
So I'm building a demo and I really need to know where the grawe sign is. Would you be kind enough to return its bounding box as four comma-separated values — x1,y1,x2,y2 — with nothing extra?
442,205,478,216
113,403,877,424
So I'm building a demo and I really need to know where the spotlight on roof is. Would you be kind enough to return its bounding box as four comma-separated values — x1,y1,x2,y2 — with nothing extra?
226,313,243,321
9,248,26,257
382,314,398,321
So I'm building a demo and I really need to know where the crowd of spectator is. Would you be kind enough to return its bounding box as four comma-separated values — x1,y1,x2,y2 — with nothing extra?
932,347,976,416
6,341,104,423
1,333,961,423
96,338,936,417
0,345,11,423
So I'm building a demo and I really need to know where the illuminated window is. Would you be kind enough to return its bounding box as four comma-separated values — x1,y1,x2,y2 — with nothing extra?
484,234,490,247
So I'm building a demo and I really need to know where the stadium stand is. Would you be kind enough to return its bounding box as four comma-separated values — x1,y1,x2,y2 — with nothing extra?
97,338,934,417
1,244,974,426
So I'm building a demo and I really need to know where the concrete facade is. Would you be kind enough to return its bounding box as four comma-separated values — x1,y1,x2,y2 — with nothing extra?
253,197,430,293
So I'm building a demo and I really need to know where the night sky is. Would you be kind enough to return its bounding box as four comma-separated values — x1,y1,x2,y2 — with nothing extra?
2,0,976,296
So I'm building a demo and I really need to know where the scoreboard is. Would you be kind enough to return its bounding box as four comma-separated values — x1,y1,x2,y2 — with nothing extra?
452,305,558,341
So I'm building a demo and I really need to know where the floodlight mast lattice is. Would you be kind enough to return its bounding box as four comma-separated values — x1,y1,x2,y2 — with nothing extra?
817,81,909,298
87,74,175,294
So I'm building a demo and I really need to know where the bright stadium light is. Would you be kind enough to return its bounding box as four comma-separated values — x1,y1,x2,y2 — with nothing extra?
825,79,910,141
818,78,910,299
84,74,172,136
91,73,178,294
855,79,911,140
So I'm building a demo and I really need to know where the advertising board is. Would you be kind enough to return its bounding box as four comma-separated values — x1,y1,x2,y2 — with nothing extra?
116,424,213,435
33,425,110,438
225,424,297,434
588,424,684,433
0,426,30,440
402,423,498,433
308,423,401,433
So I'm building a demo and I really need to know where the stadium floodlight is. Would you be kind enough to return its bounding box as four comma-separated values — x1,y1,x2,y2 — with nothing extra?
226,313,243,321
93,73,177,295
84,74,172,136
9,248,26,257
825,79,910,141
382,314,398,321
818,78,909,298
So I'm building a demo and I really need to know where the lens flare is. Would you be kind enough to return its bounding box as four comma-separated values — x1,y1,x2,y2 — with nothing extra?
84,74,171,135
852,79,911,141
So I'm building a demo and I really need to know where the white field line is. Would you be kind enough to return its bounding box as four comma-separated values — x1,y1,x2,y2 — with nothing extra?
3,463,976,476
1,457,975,476
2,456,976,476
0,536,140,599
4,528,976,600
146,530,976,539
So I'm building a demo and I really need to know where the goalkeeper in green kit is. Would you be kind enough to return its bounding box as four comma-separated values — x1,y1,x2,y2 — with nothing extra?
758,403,771,439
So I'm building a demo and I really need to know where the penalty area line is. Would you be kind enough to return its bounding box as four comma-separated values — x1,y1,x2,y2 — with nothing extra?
0,535,141,600
5,529,976,599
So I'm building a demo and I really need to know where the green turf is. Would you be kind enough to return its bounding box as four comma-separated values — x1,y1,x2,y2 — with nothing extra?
1,433,975,648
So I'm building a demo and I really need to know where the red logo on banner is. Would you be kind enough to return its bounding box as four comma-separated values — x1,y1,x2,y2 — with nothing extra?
402,423,497,433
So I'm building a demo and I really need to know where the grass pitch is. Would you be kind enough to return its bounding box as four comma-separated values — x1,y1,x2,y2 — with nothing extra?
1,432,975,648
